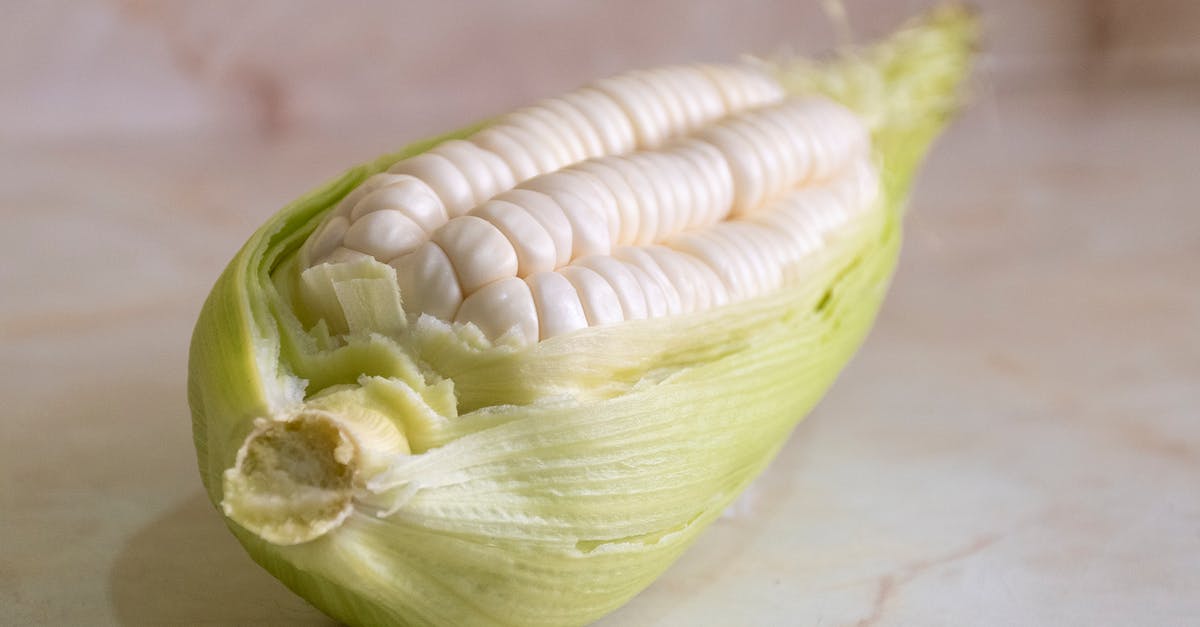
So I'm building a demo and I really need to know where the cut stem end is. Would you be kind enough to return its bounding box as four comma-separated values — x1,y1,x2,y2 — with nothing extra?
221,412,359,545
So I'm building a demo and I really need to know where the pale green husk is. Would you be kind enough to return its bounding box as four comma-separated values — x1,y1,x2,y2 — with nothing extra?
188,8,975,626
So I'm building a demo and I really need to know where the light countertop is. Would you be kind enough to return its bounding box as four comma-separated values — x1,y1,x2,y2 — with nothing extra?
3,81,1198,625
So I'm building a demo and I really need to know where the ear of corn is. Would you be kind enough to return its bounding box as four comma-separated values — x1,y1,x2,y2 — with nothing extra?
189,7,975,627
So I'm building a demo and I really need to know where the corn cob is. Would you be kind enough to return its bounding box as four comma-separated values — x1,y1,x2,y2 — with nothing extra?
189,8,975,627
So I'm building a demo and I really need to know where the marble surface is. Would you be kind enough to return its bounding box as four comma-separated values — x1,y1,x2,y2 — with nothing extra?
3,77,1199,625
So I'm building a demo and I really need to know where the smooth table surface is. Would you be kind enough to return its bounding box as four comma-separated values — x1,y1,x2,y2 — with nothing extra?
3,82,1198,626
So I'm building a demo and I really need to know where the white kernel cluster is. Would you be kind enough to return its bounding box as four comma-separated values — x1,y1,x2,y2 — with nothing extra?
300,62,878,344
301,63,782,268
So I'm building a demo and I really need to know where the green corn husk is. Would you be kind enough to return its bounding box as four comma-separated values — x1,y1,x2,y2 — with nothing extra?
188,7,976,626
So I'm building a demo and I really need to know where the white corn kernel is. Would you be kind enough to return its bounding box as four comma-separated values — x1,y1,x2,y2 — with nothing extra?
641,246,702,313
571,161,640,246
318,246,372,265
625,262,669,318
676,66,727,122
631,152,690,236
678,251,729,308
390,241,463,321
497,189,574,268
595,156,659,246
664,231,743,299
520,106,589,163
491,124,561,173
431,140,513,205
714,226,773,294
559,89,638,155
614,246,683,315
559,170,625,242
674,139,735,226
593,76,672,148
455,277,539,344
572,255,649,321
724,223,783,290
700,125,766,213
560,266,625,327
331,173,404,219
552,188,613,260
343,210,426,261
647,68,704,129
304,215,349,266
527,272,589,340
387,153,475,217
518,174,615,256
472,127,541,181
696,64,747,111
349,177,447,231
541,98,607,158
506,110,576,168
433,216,519,293
471,200,558,276
724,119,786,211
629,71,688,134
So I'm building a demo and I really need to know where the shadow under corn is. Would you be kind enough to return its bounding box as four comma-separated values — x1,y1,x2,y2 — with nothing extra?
109,492,338,627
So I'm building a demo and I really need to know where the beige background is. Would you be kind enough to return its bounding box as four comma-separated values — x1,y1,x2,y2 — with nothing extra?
6,0,1199,142
3,1,1198,626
